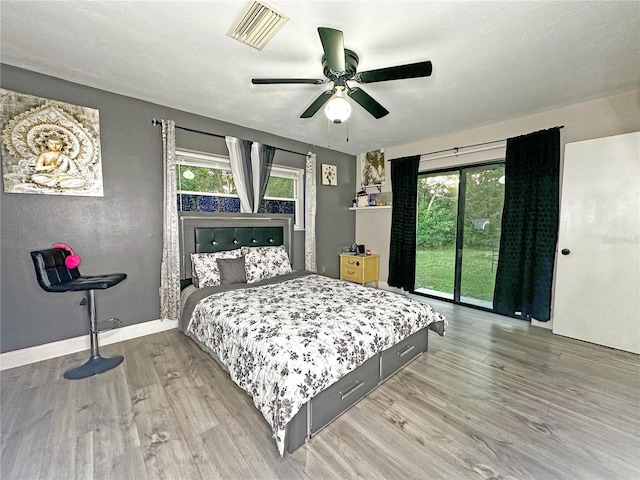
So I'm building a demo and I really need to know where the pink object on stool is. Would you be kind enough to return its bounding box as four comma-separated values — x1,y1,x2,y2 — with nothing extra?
52,243,81,269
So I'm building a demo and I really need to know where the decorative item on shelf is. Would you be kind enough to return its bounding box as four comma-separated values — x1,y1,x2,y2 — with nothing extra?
350,242,359,253
375,191,391,205
320,163,337,186
357,244,366,254
365,249,371,256
356,188,369,207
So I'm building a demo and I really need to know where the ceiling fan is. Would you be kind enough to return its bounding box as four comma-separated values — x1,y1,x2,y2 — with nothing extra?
251,27,433,122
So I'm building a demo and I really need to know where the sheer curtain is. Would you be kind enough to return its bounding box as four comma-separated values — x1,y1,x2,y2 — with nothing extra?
388,155,420,292
305,152,317,272
226,136,254,213
493,127,561,321
227,136,276,213
160,119,180,320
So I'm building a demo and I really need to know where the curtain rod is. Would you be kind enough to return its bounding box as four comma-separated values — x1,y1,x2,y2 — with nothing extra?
151,118,309,157
393,125,565,159
423,143,506,162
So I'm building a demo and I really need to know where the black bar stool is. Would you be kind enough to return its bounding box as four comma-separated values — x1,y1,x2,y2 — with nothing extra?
30,247,126,379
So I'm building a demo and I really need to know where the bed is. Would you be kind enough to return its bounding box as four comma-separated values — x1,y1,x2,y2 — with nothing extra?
178,212,446,456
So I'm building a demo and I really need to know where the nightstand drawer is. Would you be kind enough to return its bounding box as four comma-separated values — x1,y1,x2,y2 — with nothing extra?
341,267,364,283
341,257,364,271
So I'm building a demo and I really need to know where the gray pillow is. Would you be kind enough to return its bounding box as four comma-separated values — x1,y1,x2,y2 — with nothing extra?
216,256,247,285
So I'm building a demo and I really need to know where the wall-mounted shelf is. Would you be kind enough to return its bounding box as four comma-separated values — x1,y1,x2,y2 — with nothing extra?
349,206,392,211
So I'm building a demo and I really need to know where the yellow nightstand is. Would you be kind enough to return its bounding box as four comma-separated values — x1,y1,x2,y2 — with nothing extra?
339,253,379,288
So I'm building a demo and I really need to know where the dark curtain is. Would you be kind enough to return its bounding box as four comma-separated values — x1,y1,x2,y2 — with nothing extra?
493,127,560,321
239,139,254,208
255,143,275,212
388,155,420,292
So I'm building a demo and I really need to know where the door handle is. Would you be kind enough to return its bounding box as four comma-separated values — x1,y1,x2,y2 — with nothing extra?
561,248,570,255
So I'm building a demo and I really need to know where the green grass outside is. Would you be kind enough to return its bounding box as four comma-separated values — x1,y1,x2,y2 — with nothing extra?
415,247,497,301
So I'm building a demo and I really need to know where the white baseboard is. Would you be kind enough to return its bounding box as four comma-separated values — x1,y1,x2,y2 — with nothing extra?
0,318,178,371
531,318,553,330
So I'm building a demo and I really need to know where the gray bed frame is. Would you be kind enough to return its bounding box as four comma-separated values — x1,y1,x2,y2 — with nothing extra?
178,212,430,454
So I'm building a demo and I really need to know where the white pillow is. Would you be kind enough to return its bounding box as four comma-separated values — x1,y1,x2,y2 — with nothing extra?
191,250,242,288
241,245,292,284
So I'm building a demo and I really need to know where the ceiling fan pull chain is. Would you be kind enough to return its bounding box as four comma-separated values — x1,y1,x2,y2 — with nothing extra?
326,117,331,148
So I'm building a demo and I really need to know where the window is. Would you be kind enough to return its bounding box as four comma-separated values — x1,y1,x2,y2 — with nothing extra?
176,149,304,229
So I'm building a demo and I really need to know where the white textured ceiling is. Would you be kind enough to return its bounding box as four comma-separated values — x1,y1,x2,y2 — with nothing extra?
1,1,639,155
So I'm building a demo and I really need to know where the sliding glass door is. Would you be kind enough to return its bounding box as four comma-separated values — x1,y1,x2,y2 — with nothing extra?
415,163,505,309
415,172,459,299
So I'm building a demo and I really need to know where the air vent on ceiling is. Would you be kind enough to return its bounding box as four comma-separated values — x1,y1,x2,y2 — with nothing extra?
226,0,289,50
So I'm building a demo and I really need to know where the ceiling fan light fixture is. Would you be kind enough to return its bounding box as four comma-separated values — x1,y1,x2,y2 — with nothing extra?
324,88,351,124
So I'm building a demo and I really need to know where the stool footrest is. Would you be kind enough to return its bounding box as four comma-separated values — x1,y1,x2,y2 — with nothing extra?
92,318,122,334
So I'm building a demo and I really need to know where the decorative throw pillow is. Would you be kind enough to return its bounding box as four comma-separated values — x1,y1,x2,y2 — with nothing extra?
217,256,247,285
191,249,241,288
241,245,292,284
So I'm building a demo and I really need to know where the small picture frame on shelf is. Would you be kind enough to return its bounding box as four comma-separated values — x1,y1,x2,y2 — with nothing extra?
320,163,337,186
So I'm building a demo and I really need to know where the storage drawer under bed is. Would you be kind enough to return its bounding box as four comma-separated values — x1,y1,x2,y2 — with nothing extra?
380,328,428,379
284,327,431,453
310,354,380,434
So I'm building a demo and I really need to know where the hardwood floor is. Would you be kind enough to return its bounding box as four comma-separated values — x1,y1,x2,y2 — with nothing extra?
2,299,639,479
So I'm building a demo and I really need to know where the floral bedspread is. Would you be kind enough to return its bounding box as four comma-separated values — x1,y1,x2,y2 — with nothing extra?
186,273,446,456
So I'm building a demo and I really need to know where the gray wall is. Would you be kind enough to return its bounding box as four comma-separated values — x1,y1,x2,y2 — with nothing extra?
0,65,356,353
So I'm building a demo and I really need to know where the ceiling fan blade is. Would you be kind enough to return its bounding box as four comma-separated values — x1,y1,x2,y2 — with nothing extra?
252,78,325,85
300,90,334,118
347,87,389,119
356,61,433,83
318,27,345,74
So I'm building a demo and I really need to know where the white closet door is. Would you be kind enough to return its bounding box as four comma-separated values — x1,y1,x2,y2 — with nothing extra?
552,132,640,354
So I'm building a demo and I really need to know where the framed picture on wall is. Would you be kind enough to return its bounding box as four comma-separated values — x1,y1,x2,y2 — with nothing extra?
362,149,385,185
0,88,104,197
320,163,337,186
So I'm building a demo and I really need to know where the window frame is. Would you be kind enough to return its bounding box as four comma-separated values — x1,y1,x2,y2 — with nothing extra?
175,149,304,230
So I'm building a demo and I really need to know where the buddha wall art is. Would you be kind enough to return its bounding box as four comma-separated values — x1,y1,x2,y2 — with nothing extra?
1,88,104,196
